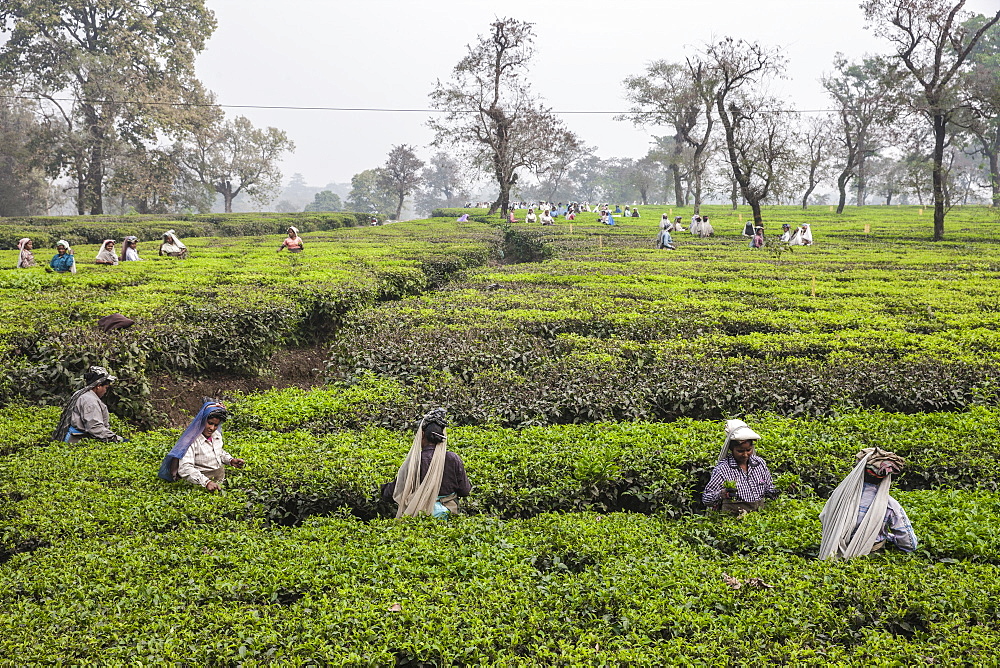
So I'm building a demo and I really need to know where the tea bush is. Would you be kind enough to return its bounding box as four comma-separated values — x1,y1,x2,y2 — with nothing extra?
6,206,1000,662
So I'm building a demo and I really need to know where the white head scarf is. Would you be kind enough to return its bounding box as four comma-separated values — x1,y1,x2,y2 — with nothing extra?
162,230,186,249
818,448,901,560
802,224,813,244
95,239,118,264
393,408,449,518
287,226,299,238
17,238,34,268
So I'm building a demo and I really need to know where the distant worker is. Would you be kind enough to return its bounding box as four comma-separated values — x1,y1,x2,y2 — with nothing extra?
159,230,188,258
391,408,471,518
818,448,916,560
158,400,245,492
52,366,127,443
699,215,714,238
278,226,304,253
95,239,119,265
540,210,554,225
47,240,76,273
16,238,35,268
121,236,142,262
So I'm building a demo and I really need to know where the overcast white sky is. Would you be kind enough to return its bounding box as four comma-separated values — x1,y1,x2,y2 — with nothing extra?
196,0,998,188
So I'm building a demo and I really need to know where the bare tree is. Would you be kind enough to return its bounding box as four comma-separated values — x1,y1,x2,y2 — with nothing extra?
428,18,581,218
822,54,904,212
621,59,718,212
863,0,1000,239
377,144,424,220
797,115,837,208
706,38,794,225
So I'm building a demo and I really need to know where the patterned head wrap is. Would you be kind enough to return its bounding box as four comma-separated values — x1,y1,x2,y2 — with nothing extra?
421,407,447,430
18,238,30,250
56,239,71,251
856,447,905,478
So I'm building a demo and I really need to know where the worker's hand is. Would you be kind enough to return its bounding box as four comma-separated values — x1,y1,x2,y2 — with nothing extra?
205,481,221,492
721,489,731,500
230,458,245,468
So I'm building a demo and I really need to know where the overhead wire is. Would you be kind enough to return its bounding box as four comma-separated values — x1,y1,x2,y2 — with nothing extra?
0,94,839,115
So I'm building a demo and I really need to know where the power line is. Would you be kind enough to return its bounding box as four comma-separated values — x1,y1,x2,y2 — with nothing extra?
0,94,838,115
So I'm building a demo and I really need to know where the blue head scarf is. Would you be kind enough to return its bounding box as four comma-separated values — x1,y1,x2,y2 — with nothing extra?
158,400,227,482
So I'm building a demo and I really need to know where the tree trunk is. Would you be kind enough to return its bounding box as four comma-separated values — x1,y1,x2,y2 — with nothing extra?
87,138,104,215
394,194,404,220
748,198,763,225
670,163,684,206
836,168,851,215
730,179,738,210
693,171,703,215
801,183,815,209
931,113,946,241
987,129,1000,208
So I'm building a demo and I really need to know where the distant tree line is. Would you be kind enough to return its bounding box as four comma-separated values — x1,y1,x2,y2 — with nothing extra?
0,1,294,216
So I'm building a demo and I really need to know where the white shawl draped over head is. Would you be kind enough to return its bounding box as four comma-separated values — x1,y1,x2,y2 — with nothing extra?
95,239,118,263
162,230,186,250
393,407,449,518
818,447,905,560
718,419,761,463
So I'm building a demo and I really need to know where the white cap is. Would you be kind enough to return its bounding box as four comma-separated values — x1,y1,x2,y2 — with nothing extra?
728,426,761,442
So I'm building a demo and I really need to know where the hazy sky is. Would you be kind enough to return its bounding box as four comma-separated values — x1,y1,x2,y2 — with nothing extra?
196,0,998,189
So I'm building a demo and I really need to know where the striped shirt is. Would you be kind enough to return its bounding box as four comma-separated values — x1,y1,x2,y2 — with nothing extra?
702,454,778,507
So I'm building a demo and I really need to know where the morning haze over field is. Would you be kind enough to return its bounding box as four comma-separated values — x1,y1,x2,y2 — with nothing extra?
1,0,1000,664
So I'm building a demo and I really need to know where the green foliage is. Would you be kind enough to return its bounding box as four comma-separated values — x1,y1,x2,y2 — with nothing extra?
7,206,1000,662
303,190,343,212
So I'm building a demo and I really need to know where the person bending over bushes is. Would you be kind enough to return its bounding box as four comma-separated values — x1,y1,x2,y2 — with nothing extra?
702,420,778,516
158,401,245,492
159,230,188,258
389,408,471,518
52,366,127,443
818,448,916,560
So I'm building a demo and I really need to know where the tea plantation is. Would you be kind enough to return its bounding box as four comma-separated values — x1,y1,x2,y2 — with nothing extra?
3,205,1000,664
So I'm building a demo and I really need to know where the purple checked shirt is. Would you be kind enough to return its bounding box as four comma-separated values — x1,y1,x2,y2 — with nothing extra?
702,454,778,506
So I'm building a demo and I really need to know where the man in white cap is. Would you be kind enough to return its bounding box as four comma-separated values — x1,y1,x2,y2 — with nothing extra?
702,419,778,515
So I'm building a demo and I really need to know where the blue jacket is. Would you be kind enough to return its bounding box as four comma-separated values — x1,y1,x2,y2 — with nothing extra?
50,253,75,272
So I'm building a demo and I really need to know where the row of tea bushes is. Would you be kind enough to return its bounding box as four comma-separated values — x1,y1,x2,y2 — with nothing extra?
0,211,380,249
2,512,999,663
4,403,1000,547
0,221,493,422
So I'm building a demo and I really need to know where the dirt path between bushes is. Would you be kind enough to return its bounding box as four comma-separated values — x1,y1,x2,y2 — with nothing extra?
147,345,330,428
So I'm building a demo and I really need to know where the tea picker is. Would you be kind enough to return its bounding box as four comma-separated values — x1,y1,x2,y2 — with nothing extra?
702,419,779,516
52,366,128,443
818,447,916,559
